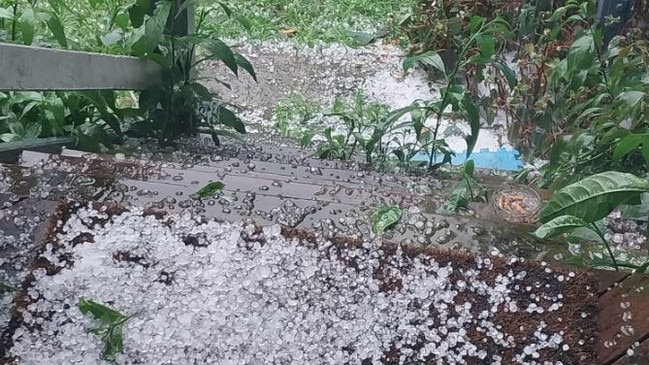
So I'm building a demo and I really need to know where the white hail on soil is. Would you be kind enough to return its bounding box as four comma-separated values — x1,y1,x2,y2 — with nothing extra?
9,206,569,365
211,38,514,153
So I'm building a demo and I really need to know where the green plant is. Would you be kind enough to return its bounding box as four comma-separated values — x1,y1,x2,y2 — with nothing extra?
372,205,402,234
401,15,511,169
193,181,225,198
437,160,486,214
533,171,649,271
0,0,137,149
300,93,391,163
128,0,256,146
199,0,416,46
0,281,14,296
78,298,132,362
273,92,322,138
536,34,649,189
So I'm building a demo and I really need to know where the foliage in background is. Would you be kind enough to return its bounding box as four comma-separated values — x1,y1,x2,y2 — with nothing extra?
300,92,391,164
198,0,416,46
299,15,512,172
0,0,254,149
401,0,649,193
0,0,138,149
125,0,256,146
402,15,511,167
301,16,510,170
533,171,649,272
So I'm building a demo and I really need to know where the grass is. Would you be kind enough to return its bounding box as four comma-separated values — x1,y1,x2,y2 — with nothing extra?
273,92,323,137
200,0,417,46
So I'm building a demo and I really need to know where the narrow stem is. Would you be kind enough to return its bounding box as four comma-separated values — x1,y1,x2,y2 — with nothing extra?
429,21,489,169
11,2,17,42
464,174,475,201
590,222,619,270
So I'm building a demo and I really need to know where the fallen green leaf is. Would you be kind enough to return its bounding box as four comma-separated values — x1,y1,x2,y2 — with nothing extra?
194,181,225,198
78,298,130,362
0,281,14,295
372,205,402,234
79,298,126,323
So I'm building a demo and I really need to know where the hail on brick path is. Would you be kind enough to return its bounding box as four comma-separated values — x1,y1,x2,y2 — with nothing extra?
8,205,574,365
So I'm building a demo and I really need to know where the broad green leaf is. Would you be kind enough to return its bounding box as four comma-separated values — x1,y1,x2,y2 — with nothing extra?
213,106,245,134
46,11,67,48
494,61,517,89
463,160,475,176
533,215,590,239
19,9,35,45
617,90,646,108
642,139,649,164
103,325,124,361
143,52,170,68
372,205,402,234
202,39,238,75
475,35,495,59
469,15,485,34
128,0,149,28
235,15,252,31
300,131,315,148
189,82,212,99
77,92,122,136
567,34,594,71
437,183,470,214
194,181,225,198
78,298,126,323
114,12,130,30
131,1,171,56
621,193,649,221
234,54,257,82
346,30,376,46
402,51,445,74
217,1,232,17
613,134,646,160
462,96,480,158
538,171,649,223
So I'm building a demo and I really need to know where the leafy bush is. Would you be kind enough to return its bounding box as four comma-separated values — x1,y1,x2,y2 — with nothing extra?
533,171,649,271
0,0,134,148
521,1,649,190
402,0,649,192
0,0,255,149
124,1,256,146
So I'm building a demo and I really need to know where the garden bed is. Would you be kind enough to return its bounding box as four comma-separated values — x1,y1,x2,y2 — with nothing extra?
0,202,599,364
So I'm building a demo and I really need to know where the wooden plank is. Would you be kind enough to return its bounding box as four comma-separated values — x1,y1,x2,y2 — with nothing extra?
612,337,649,365
599,274,649,364
0,43,162,91
0,137,74,164
597,269,631,295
